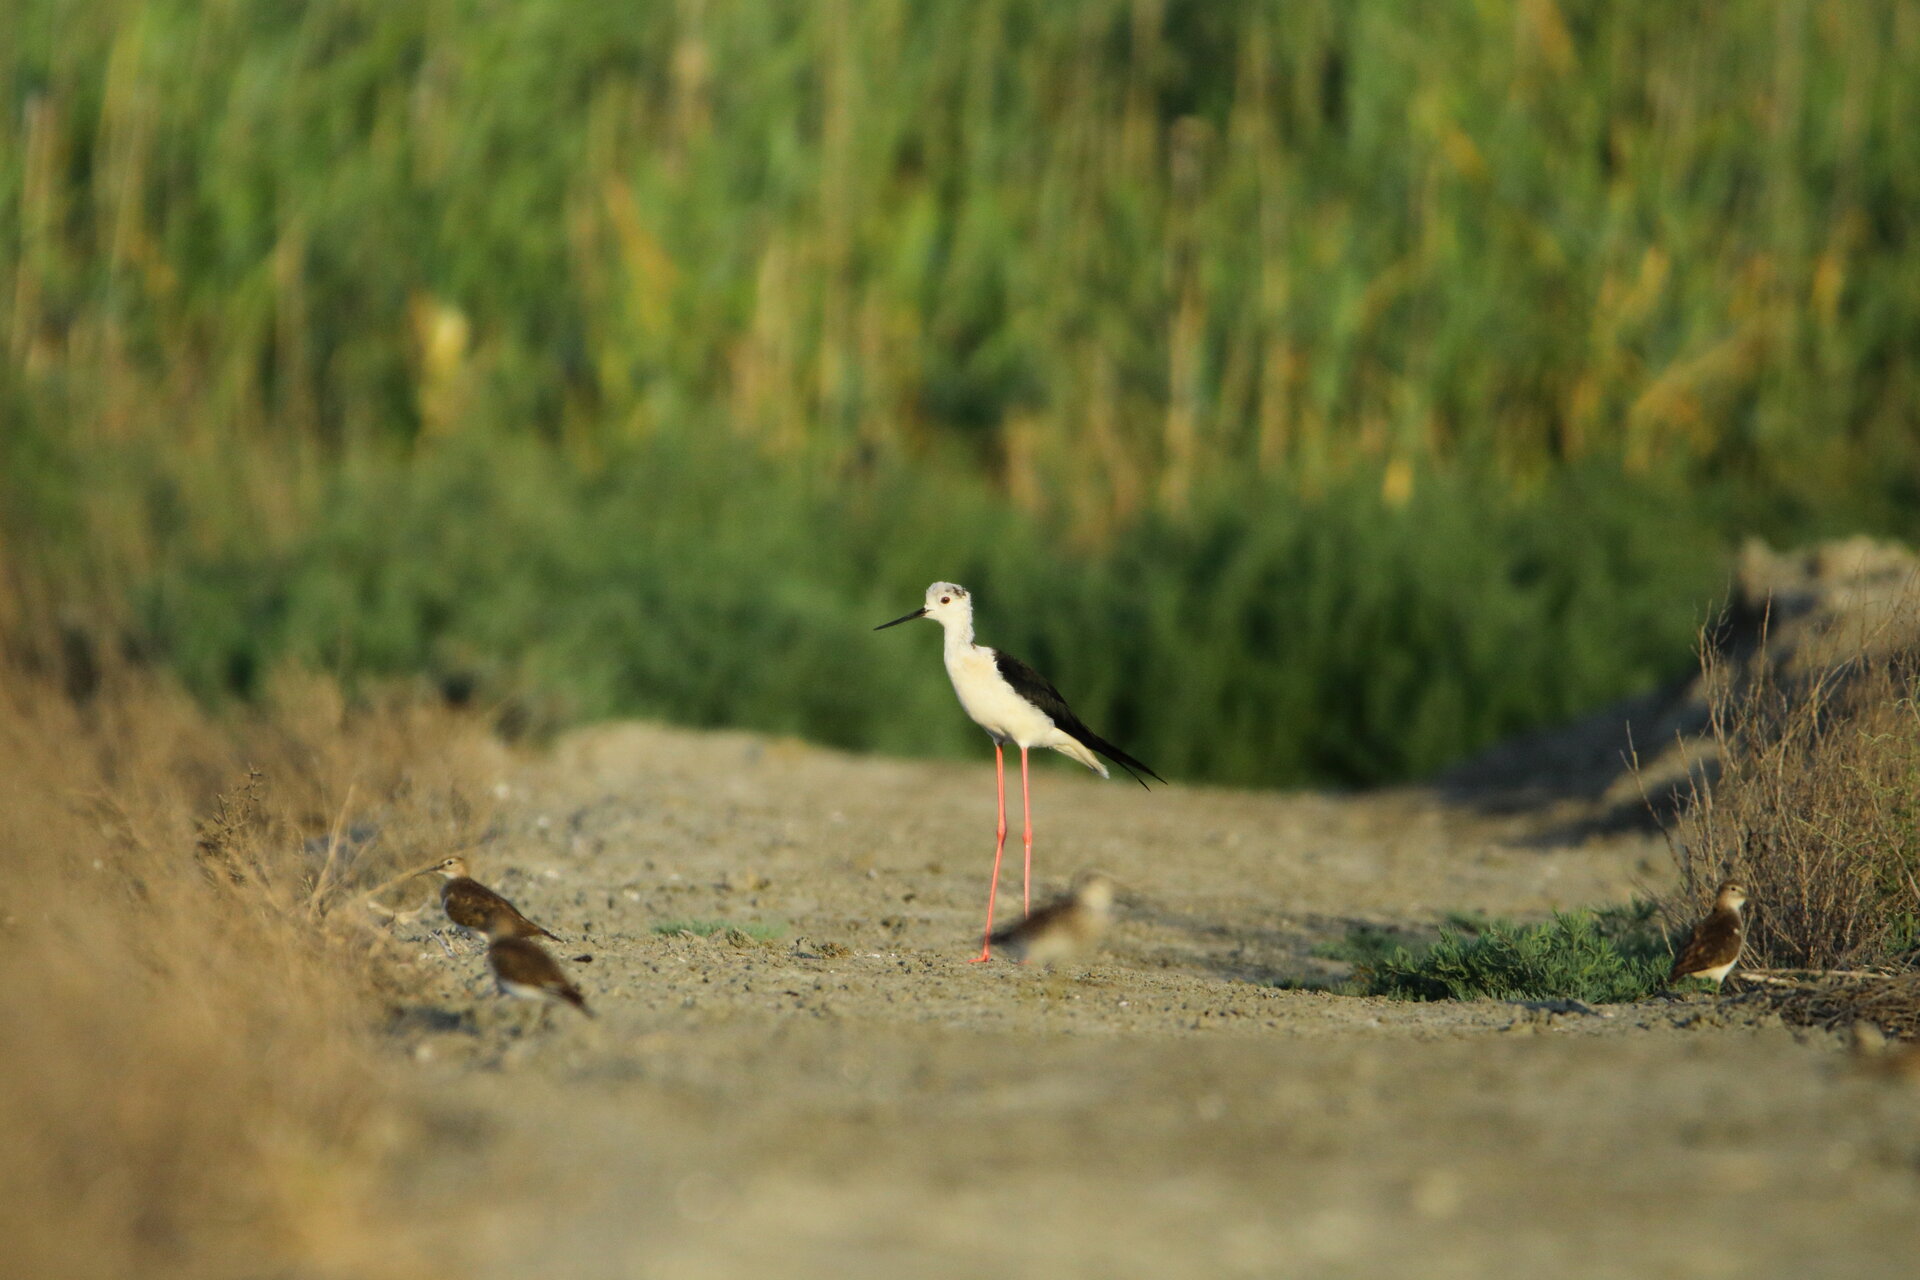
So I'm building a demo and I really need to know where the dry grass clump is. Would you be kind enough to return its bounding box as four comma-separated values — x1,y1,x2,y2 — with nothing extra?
1755,975,1920,1042
0,633,506,1278
1662,617,1920,975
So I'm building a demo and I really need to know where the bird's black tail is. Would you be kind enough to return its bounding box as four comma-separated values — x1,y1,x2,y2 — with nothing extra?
1079,731,1165,790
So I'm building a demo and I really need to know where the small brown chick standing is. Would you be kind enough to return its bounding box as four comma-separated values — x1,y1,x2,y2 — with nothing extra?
989,872,1117,967
1667,879,1749,992
486,934,593,1018
1849,1021,1920,1082
430,856,558,943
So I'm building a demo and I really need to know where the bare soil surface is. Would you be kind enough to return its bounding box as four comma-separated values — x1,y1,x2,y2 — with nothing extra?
380,723,1920,1278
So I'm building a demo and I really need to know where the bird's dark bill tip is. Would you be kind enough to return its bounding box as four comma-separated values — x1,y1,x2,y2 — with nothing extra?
874,607,929,631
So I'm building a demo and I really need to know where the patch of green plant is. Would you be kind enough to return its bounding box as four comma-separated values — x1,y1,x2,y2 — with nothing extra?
1589,898,1669,965
652,919,784,944
1313,924,1432,969
1358,911,1670,1004
125,435,1722,787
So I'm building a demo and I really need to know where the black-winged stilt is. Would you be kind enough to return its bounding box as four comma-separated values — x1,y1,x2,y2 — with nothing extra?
875,582,1162,962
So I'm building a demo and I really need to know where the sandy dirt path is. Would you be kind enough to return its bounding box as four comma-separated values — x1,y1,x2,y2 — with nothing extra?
380,723,1920,1278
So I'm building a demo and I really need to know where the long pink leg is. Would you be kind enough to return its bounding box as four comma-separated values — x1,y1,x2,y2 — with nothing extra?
971,743,1009,962
1020,746,1034,915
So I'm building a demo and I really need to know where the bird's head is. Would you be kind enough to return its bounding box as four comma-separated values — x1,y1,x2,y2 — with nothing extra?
1072,870,1119,915
875,582,971,631
430,856,470,880
1715,879,1749,911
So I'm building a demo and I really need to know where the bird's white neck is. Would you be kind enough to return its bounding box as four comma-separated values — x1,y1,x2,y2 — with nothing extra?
937,609,978,655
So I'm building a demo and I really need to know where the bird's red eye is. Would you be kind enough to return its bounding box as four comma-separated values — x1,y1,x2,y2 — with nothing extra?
941,596,951,604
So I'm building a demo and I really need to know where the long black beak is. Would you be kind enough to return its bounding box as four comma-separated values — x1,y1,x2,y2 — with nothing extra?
874,607,928,631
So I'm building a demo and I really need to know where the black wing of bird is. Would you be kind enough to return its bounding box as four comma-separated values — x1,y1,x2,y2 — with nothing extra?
992,650,1165,789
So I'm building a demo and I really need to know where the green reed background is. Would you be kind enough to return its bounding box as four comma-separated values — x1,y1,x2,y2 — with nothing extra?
4,1,1917,784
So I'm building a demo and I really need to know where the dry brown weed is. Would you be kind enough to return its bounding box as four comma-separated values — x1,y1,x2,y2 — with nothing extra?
0,634,507,1278
1660,609,1920,974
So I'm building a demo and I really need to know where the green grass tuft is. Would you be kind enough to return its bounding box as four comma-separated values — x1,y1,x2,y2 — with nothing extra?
1353,907,1670,1004
653,919,785,944
1312,924,1428,970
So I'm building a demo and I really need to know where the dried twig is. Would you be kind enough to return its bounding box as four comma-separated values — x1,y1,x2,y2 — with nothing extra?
308,784,358,916
1742,967,1897,982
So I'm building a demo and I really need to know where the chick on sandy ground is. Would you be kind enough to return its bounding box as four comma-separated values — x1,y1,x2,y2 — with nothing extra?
486,929,593,1027
990,872,1118,968
1849,1022,1920,1081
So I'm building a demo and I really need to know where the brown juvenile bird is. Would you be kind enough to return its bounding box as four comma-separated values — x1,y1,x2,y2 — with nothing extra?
486,934,593,1018
989,872,1117,967
430,856,558,944
1667,879,1749,992
1849,1022,1920,1082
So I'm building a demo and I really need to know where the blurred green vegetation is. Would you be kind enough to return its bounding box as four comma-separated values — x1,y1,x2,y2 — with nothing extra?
4,2,1917,785
125,435,1721,783
1354,902,1671,1003
653,920,786,944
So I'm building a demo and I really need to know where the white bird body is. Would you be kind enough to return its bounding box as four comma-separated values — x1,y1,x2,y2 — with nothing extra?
941,623,1107,776
1690,959,1738,985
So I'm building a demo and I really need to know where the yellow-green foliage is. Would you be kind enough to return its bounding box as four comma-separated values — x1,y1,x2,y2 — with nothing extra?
9,2,1915,506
